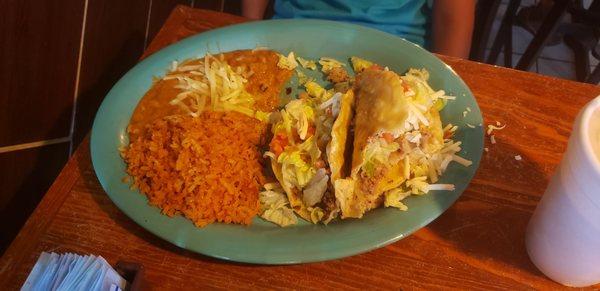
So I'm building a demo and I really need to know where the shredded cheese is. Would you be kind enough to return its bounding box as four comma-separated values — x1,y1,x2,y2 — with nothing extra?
443,124,458,132
430,90,445,100
427,184,456,191
452,154,473,166
487,123,506,135
440,140,462,154
440,95,456,100
164,53,267,121
406,176,429,194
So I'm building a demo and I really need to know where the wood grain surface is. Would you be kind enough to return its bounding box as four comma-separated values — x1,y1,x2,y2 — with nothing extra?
2,6,600,290
73,0,150,147
0,0,85,146
0,143,69,253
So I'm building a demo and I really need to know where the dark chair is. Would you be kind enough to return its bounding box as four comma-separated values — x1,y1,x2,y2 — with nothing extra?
563,0,600,83
486,0,523,67
470,0,503,62
487,0,599,84
513,0,571,71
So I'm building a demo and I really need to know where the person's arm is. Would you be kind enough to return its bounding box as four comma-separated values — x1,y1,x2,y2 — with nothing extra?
242,0,270,20
431,0,476,58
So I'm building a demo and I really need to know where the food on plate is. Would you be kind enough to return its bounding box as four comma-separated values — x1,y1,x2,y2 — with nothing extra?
128,50,291,139
334,66,471,219
350,56,374,73
296,56,316,70
121,48,472,228
123,112,266,226
258,182,298,227
263,89,354,224
122,49,292,226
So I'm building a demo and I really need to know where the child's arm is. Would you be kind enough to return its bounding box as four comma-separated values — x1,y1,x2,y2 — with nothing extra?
242,0,270,20
432,0,476,58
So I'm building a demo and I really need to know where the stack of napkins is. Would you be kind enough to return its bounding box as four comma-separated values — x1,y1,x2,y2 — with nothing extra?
21,252,127,291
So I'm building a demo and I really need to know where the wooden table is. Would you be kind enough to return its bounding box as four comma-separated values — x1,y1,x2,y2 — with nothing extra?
2,6,599,290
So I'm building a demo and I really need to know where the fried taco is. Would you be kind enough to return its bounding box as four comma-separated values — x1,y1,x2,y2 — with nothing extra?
335,67,455,219
266,89,354,224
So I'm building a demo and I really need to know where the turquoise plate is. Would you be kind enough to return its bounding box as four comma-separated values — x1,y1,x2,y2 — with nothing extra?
91,19,483,264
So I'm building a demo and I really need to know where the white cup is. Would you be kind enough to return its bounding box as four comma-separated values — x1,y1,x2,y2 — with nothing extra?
525,95,600,287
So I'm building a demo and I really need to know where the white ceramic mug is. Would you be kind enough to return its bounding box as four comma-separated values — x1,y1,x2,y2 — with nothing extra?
526,95,600,287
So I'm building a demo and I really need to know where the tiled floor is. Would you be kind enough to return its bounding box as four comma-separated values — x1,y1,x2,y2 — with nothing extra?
487,0,598,83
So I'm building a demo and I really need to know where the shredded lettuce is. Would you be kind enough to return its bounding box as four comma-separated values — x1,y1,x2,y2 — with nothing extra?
361,138,400,176
350,56,374,73
271,100,325,192
277,52,298,70
259,185,288,210
319,57,345,73
304,81,326,99
296,70,311,85
308,207,325,223
284,100,315,140
297,57,317,70
406,68,430,81
261,208,297,227
334,178,360,218
303,80,334,103
278,150,316,189
384,188,411,210
259,184,297,227
401,68,442,110
410,162,429,178
322,89,335,102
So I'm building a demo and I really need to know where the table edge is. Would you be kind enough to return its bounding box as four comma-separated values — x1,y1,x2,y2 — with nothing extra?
0,139,84,281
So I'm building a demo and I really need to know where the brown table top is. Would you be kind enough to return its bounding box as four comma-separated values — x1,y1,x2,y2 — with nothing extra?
2,6,600,290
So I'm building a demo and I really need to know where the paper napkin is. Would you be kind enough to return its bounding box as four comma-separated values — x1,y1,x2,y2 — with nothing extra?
21,252,127,291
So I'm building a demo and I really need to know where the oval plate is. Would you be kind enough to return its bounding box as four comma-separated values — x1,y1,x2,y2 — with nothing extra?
91,19,483,264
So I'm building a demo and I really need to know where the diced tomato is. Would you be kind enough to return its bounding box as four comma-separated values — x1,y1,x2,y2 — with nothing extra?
401,82,411,93
306,125,316,138
269,133,288,157
291,129,300,142
443,130,455,140
382,132,394,143
315,160,326,169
